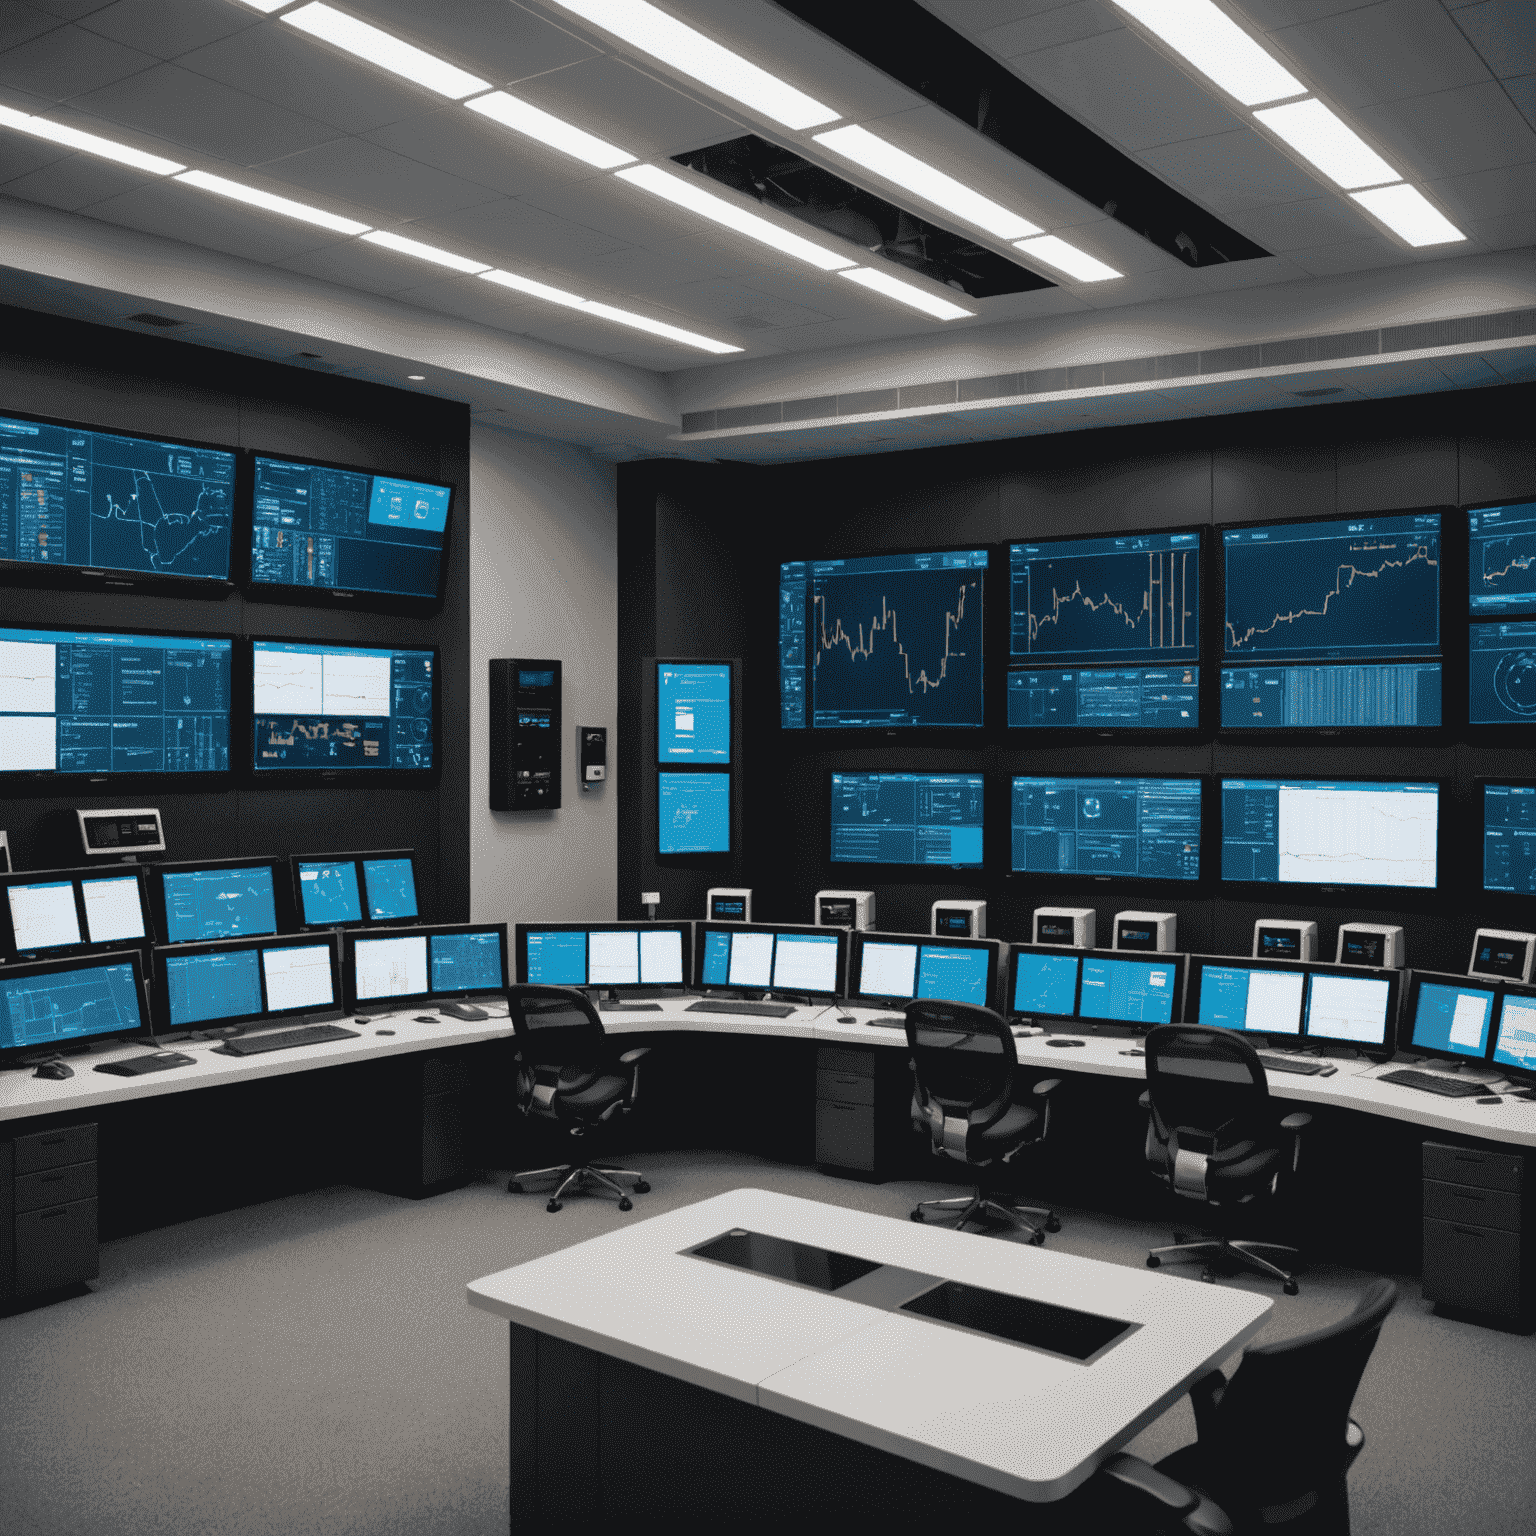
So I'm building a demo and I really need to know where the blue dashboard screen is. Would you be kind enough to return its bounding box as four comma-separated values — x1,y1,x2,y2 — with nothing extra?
657,664,730,763
0,960,143,1050
161,866,277,943
362,858,417,921
164,948,263,1028
915,944,990,1006
1011,952,1079,1017
430,931,503,993
524,930,586,986
298,861,362,926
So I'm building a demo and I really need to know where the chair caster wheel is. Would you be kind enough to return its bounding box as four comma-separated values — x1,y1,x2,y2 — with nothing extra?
1146,1256,1160,1268
633,1181,651,1193
910,1210,925,1222
1045,1215,1061,1233
546,1200,562,1213
619,1198,633,1212
1284,1280,1300,1296
507,1181,523,1194
1029,1230,1046,1246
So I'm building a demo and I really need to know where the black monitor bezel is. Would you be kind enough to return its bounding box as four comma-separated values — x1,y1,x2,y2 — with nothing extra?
241,447,454,611
0,947,154,1065
1185,954,1311,1040
244,636,441,785
149,930,343,1035
343,922,509,1012
0,864,152,963
147,855,290,945
828,769,989,875
0,405,238,595
694,920,848,999
1214,505,1451,739
1400,967,1501,1066
0,620,236,790
847,929,1002,1010
289,849,418,931
513,920,695,992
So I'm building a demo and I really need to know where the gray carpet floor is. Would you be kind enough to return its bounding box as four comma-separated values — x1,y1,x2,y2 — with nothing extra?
3,1150,1532,1535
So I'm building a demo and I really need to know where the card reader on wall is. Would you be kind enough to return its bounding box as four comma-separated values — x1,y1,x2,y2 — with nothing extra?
1253,920,1316,962
489,659,560,811
1034,908,1095,948
816,890,874,930
1336,923,1404,969
580,726,606,788
1468,928,1536,984
1114,912,1176,952
77,808,165,860
932,900,985,938
707,888,752,922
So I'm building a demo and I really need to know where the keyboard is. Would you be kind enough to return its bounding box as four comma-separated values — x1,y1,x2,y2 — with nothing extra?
865,1016,908,1029
1376,1068,1490,1098
219,1024,360,1057
685,1000,796,1019
600,1001,664,1013
94,1051,195,1077
1258,1054,1328,1076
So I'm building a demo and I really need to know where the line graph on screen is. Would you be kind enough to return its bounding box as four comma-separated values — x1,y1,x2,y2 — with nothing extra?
1020,548,1196,662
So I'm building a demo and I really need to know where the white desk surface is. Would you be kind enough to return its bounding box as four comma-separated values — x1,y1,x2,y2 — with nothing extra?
467,1187,1272,1503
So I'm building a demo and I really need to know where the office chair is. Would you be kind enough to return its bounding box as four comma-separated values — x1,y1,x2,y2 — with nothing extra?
1140,1025,1312,1293
1149,1279,1399,1534
504,984,651,1213
904,998,1062,1242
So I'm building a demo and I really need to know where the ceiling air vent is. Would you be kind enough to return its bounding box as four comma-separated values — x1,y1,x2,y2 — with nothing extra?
126,311,185,328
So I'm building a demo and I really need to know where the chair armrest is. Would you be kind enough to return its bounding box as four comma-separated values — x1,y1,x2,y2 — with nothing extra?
1138,1090,1151,1111
618,1045,650,1110
1098,1453,1233,1535
1033,1077,1063,1096
618,1047,651,1064
1279,1111,1311,1131
1188,1368,1226,1441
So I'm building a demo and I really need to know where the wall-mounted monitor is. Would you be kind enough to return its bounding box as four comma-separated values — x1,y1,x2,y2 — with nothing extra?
696,922,845,999
150,932,342,1035
830,772,984,868
1219,511,1442,729
249,453,451,604
0,949,152,1066
658,771,731,855
1010,776,1201,882
1468,621,1536,726
1220,779,1439,890
514,922,692,992
343,922,508,1013
779,547,987,729
0,626,231,780
289,850,417,930
250,638,436,776
1468,498,1536,616
1482,784,1536,894
0,411,235,589
657,661,731,763
847,931,1000,1009
1,865,151,962
1007,528,1200,730
148,857,284,944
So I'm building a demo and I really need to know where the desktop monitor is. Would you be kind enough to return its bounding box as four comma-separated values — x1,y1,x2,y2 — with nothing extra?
249,454,452,604
1,866,151,962
1403,971,1496,1064
0,410,235,589
657,661,731,763
290,850,417,930
1491,987,1536,1079
1010,776,1201,882
515,922,692,992
847,932,999,1010
0,949,152,1066
1481,783,1536,894
250,638,437,776
696,923,845,999
150,932,342,1035
1302,968,1398,1051
0,625,232,781
658,772,731,855
1007,946,1082,1021
830,772,985,868
149,857,284,944
1077,952,1183,1028
1187,957,1306,1037
343,923,508,1013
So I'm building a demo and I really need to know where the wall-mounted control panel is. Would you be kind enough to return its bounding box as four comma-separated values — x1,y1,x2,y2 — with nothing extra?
580,726,607,788
490,659,561,811
77,807,165,859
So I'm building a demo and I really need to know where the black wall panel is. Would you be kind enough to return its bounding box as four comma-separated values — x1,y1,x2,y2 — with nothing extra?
0,305,471,921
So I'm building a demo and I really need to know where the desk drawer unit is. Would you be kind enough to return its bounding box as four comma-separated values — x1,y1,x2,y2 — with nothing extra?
14,1199,99,1295
3,1123,100,1303
1421,1142,1527,1322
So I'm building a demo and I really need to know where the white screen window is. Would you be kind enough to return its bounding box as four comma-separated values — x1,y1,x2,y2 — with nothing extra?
8,882,81,950
354,935,428,1000
589,930,640,986
639,929,683,985
728,931,774,989
262,945,335,1012
81,877,145,944
1305,974,1390,1043
1496,1000,1536,1068
0,715,56,772
1276,785,1438,889
773,935,839,995
1244,969,1305,1034
859,942,918,1000
1450,993,1489,1049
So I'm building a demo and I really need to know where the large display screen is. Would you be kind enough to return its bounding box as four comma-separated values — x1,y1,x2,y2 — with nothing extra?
831,772,984,867
1469,621,1536,725
0,627,230,776
657,662,730,763
250,456,450,601
1484,784,1536,893
779,548,987,729
1468,499,1536,615
1008,529,1199,729
0,413,234,583
0,956,146,1055
1221,779,1439,888
1220,512,1441,728
251,640,435,773
1010,776,1200,882
658,772,730,854
158,863,279,943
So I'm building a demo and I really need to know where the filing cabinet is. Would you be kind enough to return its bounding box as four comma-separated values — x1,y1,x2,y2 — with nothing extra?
2,1122,100,1304
1422,1142,1529,1323
814,1046,909,1180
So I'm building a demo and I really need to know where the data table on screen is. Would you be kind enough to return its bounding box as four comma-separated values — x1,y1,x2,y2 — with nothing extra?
831,773,984,867
772,934,839,994
1493,998,1536,1073
1011,777,1201,881
262,945,335,1013
658,773,730,855
1305,974,1391,1044
1008,666,1200,729
1078,957,1177,1025
858,942,919,999
727,931,775,990
430,932,504,994
165,949,263,1028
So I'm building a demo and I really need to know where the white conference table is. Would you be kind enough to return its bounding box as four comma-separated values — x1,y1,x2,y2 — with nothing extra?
467,1186,1272,1524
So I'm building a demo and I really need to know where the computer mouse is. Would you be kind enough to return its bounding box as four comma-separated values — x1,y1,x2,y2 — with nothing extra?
413,1016,438,1024
376,1029,396,1036
1047,1039,1086,1048
1477,1095,1503,1104
1119,1049,1145,1057
35,1060,73,1080
837,1015,856,1024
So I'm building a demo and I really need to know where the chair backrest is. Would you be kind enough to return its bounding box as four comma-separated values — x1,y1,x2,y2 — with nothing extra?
904,998,1016,1136
1200,1280,1399,1518
506,984,607,1079
1144,1024,1273,1149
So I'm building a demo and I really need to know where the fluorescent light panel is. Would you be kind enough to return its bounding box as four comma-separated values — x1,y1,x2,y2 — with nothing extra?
0,104,184,175
1112,0,1305,107
547,0,837,129
1350,184,1466,247
465,92,634,170
838,266,973,321
234,1,290,11
813,124,1040,242
1013,234,1121,282
479,269,589,309
1254,98,1399,190
282,3,489,99
175,170,369,234
617,164,854,271
478,271,739,352
361,230,490,273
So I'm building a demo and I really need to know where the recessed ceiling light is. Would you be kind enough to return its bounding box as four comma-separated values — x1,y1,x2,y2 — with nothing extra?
174,170,370,234
616,164,855,271
1253,99,1399,190
281,3,489,99
0,104,185,175
1013,235,1122,283
837,267,974,321
480,269,590,309
1111,0,1305,107
813,125,1040,242
1349,184,1467,247
361,230,491,273
581,301,742,354
465,92,634,170
546,0,838,129
407,374,425,380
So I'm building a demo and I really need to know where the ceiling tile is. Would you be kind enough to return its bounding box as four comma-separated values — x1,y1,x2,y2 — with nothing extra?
1503,74,1535,130
1138,129,1324,213
1286,232,1424,276
424,196,631,270
1434,353,1507,389
575,240,748,293
1,150,160,210
1469,208,1536,248
266,138,505,223
1242,2,1382,24
923,2,1076,33
1356,79,1536,179
1192,253,1315,290
389,274,535,325
353,0,601,86
983,0,1121,57
524,174,708,248
275,239,430,297
1450,1,1534,79
0,2,60,50
652,277,836,329
77,0,256,60
0,23,155,101
1074,266,1207,306
24,0,116,17
1428,159,1536,222
72,63,342,163
1227,194,1375,252
0,130,66,180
